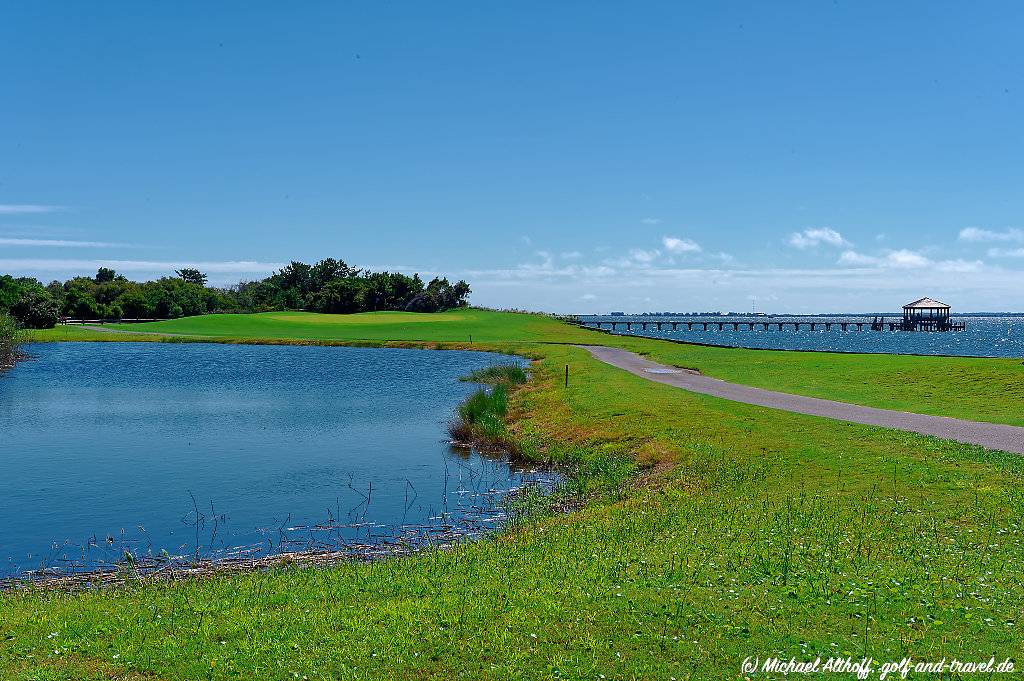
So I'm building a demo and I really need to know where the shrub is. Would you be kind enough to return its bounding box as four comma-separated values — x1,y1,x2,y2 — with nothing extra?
0,311,21,368
10,288,60,329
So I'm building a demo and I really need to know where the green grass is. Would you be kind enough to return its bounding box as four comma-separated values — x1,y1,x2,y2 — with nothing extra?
23,325,176,343
613,335,1024,427
460,363,530,386
452,383,511,442
107,308,599,344
29,308,1024,425
1,342,1022,679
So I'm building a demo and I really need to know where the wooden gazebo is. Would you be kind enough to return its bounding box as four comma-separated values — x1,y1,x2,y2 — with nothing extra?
901,297,956,331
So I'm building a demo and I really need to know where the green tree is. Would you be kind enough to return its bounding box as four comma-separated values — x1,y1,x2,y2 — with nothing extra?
117,291,151,318
276,261,314,296
311,258,359,288
310,278,364,313
0,311,20,368
62,282,101,319
175,268,208,286
0,275,23,311
94,267,118,284
10,288,60,328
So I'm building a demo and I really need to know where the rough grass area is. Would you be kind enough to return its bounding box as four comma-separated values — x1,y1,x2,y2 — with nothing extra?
28,309,1024,424
1,337,1022,679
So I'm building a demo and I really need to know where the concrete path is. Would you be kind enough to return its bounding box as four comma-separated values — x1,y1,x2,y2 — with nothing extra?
79,325,197,337
580,345,1024,455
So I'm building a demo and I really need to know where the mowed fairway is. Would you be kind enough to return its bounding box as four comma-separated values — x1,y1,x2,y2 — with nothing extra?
106,309,599,344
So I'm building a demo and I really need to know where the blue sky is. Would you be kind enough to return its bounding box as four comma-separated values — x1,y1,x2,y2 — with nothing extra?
2,2,1023,313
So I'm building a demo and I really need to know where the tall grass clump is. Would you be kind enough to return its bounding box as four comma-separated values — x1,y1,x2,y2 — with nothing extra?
0,311,21,370
460,363,528,386
450,363,527,446
450,383,511,446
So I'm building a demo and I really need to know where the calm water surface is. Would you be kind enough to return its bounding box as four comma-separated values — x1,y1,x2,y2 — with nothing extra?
0,342,541,577
579,315,1024,357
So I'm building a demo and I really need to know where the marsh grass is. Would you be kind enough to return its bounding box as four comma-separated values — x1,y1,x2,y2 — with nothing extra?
448,364,528,448
449,384,512,447
460,363,529,386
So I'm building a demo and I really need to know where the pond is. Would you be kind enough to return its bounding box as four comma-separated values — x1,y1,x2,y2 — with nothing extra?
0,342,545,579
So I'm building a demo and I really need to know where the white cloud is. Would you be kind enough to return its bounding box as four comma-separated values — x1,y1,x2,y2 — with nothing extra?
988,247,1024,258
661,236,702,254
629,248,660,264
0,237,130,248
838,250,877,266
839,249,982,272
0,204,63,214
788,227,849,249
560,251,582,260
958,227,1024,243
937,259,985,273
580,293,597,300
885,249,930,268
641,217,661,225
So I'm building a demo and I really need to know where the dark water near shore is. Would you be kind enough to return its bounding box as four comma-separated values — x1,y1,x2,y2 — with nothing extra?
579,315,1024,358
0,343,543,578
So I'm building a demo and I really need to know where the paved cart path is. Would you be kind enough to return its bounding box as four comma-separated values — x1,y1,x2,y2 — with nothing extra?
580,345,1024,455
77,325,199,337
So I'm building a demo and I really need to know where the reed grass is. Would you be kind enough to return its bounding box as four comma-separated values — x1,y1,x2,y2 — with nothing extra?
449,385,511,446
460,363,529,386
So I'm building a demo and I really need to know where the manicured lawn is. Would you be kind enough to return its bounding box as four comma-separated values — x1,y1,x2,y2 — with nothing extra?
28,308,1024,425
111,308,599,344
1,341,1021,679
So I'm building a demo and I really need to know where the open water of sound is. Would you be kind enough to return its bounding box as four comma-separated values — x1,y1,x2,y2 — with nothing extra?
577,315,1024,357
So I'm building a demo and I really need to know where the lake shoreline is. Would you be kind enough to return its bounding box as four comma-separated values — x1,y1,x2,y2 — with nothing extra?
0,473,559,591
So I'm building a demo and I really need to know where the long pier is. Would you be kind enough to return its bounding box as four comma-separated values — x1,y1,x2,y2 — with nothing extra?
578,317,965,333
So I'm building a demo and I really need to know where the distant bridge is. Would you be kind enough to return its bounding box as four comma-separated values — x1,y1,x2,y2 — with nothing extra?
574,317,965,333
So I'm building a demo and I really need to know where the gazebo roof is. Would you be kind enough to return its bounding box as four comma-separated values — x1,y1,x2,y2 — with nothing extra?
903,297,950,309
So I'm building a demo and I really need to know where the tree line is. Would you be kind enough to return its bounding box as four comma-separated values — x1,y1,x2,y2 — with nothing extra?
0,259,471,329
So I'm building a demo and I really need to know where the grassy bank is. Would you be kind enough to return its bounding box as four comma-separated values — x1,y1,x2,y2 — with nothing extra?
1,339,1022,679
28,309,1024,425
